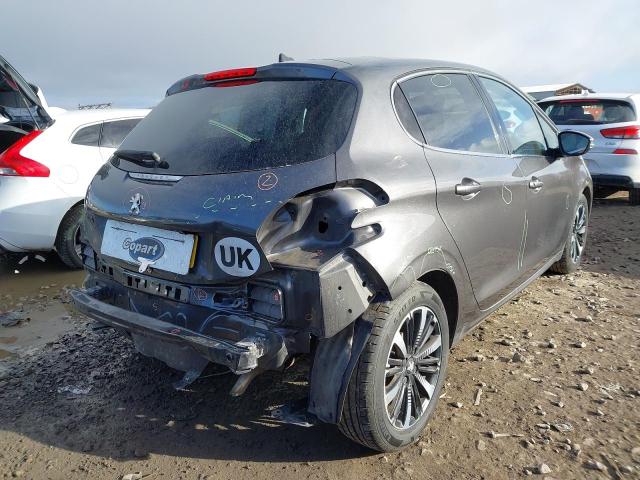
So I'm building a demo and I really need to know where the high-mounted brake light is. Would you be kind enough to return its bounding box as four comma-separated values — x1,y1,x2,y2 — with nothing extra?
204,67,257,82
214,79,258,88
600,125,640,139
0,130,49,177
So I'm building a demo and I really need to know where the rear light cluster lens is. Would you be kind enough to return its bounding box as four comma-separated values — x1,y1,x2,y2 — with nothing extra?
613,148,638,155
204,67,257,82
600,125,640,139
0,130,49,177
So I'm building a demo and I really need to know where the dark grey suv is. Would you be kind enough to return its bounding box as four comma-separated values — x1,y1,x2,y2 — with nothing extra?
71,58,592,452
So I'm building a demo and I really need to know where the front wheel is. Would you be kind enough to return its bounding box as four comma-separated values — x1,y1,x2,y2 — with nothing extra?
338,283,449,452
550,193,589,274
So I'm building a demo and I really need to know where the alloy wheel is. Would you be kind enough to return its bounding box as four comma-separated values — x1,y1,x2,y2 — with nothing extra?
570,204,587,263
384,306,442,430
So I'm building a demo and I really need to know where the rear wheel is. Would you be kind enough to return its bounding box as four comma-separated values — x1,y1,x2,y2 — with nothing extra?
550,193,588,274
55,204,84,269
338,283,449,452
630,188,640,206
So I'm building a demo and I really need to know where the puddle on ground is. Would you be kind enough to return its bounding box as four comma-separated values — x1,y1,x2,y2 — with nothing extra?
0,301,78,372
0,349,15,360
0,253,85,309
0,254,86,376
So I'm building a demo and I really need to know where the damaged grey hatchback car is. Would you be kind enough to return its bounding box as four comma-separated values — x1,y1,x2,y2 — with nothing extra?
71,58,593,452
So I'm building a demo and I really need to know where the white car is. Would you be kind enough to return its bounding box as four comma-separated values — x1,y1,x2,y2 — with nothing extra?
539,93,640,204
0,108,150,267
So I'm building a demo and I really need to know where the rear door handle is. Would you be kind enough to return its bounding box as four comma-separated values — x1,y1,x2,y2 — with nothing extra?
529,177,544,190
455,178,482,196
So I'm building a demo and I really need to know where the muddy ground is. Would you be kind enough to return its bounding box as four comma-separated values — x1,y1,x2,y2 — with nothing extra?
0,195,638,480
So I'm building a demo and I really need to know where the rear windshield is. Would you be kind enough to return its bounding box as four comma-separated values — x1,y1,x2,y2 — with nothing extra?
0,60,52,130
115,80,357,175
539,99,636,125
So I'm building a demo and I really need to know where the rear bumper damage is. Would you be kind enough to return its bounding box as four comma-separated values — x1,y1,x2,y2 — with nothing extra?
71,288,287,375
70,252,376,422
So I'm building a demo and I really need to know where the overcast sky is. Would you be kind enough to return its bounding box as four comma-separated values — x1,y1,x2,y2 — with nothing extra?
2,0,638,109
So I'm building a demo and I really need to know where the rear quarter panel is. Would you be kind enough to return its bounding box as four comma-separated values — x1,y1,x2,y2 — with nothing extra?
335,71,477,340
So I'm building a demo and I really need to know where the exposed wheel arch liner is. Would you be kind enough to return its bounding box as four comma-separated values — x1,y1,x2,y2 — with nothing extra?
418,269,459,347
309,315,373,424
309,267,459,425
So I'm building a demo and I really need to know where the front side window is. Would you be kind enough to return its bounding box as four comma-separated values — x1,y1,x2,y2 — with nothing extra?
537,115,559,150
71,123,101,146
101,118,142,148
399,73,500,154
479,77,547,156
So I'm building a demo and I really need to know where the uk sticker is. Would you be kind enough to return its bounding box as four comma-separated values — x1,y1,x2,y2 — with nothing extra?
214,237,261,277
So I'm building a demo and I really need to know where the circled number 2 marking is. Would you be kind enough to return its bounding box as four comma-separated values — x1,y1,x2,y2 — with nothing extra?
258,172,278,191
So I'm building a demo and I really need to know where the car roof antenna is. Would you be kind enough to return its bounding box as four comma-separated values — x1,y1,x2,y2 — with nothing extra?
278,53,294,62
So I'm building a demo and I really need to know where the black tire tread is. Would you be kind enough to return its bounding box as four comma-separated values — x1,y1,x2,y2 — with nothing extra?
630,188,640,206
338,301,389,450
55,204,83,269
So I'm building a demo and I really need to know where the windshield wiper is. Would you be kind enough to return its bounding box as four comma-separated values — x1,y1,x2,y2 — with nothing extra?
208,120,259,143
113,150,169,169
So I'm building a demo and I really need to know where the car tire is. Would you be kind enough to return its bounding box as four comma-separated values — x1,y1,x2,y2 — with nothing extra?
630,188,640,206
550,193,589,274
338,282,449,452
55,204,84,269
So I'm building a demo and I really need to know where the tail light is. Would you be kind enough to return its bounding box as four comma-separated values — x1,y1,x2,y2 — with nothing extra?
600,125,640,139
204,67,257,82
613,148,638,155
0,130,49,177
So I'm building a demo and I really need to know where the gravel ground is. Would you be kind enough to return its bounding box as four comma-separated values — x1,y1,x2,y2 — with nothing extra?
0,196,638,480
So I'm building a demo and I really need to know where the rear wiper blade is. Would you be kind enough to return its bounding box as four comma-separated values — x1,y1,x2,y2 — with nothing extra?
113,150,169,169
208,120,259,143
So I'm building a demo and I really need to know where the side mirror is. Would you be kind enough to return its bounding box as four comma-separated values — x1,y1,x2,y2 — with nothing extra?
558,130,592,157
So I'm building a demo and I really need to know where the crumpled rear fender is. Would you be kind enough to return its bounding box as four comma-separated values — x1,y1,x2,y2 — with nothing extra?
258,183,384,338
257,181,472,424
257,180,471,338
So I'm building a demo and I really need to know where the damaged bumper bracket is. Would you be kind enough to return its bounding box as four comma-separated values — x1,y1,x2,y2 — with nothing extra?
70,289,285,375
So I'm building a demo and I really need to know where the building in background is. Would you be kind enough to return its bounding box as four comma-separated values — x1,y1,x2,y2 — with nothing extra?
521,83,594,101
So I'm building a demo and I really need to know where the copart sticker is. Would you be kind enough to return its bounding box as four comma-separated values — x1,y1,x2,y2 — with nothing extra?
123,236,165,273
214,237,260,277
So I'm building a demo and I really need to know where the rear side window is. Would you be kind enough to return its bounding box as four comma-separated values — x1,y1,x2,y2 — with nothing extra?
71,123,101,146
399,73,500,154
392,85,424,142
116,80,357,175
101,118,142,148
539,99,636,125
479,77,547,156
